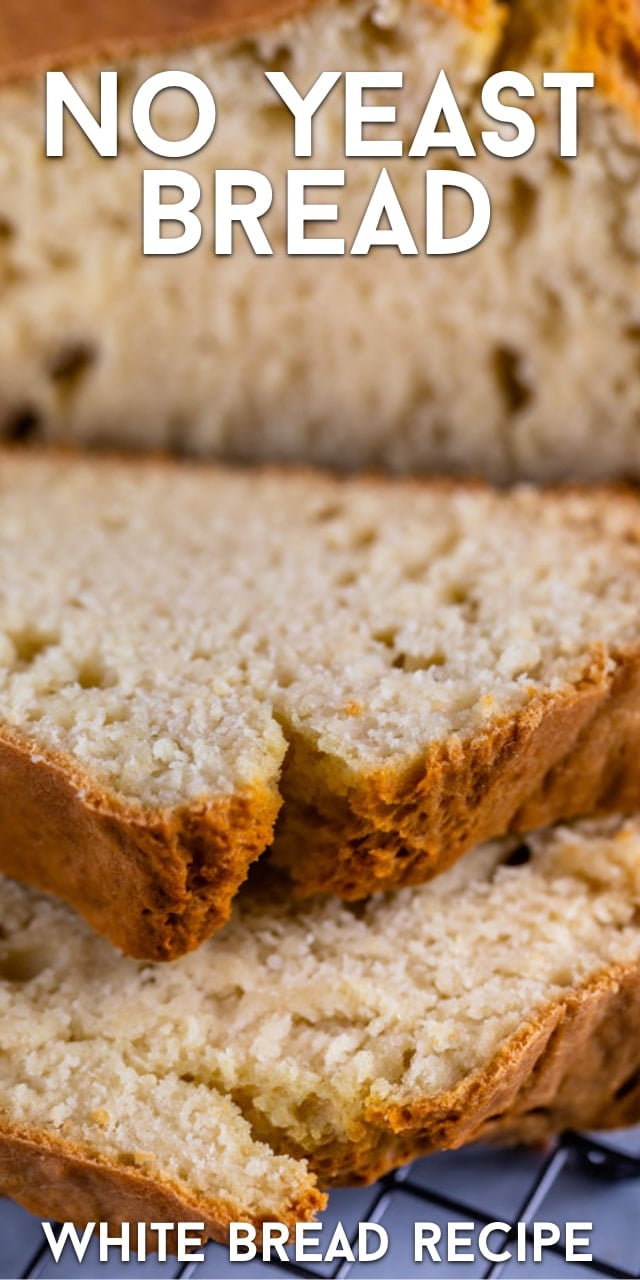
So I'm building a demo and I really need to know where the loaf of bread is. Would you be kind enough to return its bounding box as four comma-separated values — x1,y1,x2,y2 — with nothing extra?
3,813,640,1241
1,1,639,482
3,450,640,958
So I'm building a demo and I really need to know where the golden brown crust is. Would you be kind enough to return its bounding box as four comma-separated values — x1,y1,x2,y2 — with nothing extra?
292,961,640,1186
274,643,640,900
0,0,492,85
569,0,640,132
498,0,640,133
0,1124,324,1250
0,726,280,961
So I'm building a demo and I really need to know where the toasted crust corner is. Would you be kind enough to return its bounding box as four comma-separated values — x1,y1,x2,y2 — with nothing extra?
0,728,280,961
568,0,640,132
0,1123,324,1250
275,644,640,900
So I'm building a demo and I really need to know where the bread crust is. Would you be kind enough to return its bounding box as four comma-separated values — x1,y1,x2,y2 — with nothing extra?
274,643,640,899
285,961,640,1186
0,0,493,84
0,725,280,961
569,0,640,131
0,1123,324,1251
497,0,640,132
7,639,640,960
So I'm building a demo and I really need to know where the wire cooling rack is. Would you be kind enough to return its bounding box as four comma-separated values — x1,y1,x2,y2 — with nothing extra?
2,1129,640,1280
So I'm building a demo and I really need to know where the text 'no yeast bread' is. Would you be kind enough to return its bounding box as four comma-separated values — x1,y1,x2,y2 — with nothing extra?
3,816,640,1240
2,452,640,957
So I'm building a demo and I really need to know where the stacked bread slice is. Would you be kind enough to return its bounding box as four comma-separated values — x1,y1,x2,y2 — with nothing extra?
0,450,639,1242
3,816,640,1240
1,452,640,959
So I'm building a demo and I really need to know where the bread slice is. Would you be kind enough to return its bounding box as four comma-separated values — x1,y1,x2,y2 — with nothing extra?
3,450,640,957
0,875,323,1246
3,813,640,1243
1,0,639,483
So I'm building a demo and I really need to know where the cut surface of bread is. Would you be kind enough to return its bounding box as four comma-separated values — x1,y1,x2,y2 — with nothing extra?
2,815,640,1239
1,0,639,481
0,888,322,1245
3,451,640,956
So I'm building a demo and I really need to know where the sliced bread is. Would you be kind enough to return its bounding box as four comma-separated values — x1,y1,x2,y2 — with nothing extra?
0,877,322,1246
2,451,640,957
2,814,640,1242
1,1,640,481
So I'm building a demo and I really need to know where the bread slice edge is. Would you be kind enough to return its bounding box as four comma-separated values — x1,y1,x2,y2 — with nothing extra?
0,1121,324,1251
274,642,640,898
0,724,280,960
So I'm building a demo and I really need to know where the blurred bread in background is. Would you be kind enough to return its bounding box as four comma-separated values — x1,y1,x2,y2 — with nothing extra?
0,0,638,480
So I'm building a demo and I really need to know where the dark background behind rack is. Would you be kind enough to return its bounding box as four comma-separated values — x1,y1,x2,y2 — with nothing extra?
3,1129,640,1280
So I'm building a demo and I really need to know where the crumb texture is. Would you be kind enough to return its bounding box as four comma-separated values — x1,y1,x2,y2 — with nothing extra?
0,456,639,816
